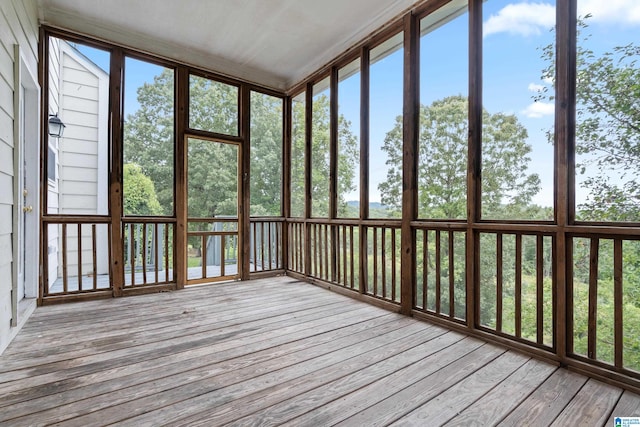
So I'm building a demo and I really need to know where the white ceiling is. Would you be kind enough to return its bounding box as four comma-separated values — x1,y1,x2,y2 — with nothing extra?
37,0,424,91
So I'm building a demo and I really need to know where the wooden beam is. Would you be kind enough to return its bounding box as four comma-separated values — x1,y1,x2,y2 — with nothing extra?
400,11,419,315
109,47,125,297
175,66,188,289
304,84,313,277
467,0,483,327
240,85,251,279
330,67,339,282
38,29,48,305
554,0,577,363
282,96,292,271
359,47,370,294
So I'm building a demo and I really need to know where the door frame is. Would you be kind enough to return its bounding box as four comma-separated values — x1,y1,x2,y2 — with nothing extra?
183,135,242,285
11,45,40,326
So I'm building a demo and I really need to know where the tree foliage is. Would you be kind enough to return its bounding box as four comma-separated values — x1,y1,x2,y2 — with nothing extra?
379,95,541,219
290,94,359,218
122,163,162,216
539,17,640,221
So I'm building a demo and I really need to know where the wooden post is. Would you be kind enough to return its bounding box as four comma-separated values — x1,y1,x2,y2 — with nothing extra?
282,96,292,271
304,84,313,277
359,46,370,295
175,66,188,289
240,85,251,279
400,12,419,316
109,48,125,297
467,0,483,328
330,67,339,283
38,28,48,305
554,0,577,363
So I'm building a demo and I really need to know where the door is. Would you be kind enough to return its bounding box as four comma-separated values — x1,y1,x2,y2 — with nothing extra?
186,137,241,284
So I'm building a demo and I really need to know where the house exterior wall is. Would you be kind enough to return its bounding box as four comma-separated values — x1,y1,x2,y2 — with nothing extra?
0,0,39,354
48,40,109,280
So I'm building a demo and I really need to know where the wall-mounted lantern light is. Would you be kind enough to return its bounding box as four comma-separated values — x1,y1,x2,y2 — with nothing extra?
48,114,66,138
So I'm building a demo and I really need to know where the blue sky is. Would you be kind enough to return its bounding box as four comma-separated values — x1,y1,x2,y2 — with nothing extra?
76,0,640,210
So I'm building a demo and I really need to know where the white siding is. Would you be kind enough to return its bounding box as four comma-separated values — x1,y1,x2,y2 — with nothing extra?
0,0,39,354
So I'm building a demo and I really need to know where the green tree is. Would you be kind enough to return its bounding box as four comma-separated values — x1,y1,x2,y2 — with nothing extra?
539,17,640,221
122,163,162,216
124,69,175,215
250,92,283,216
290,94,359,218
379,95,541,219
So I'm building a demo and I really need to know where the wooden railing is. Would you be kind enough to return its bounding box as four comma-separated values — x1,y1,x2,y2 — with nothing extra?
249,218,284,273
42,217,112,297
187,218,239,283
366,223,401,304
414,226,467,323
122,218,175,287
475,231,554,349
568,234,640,377
284,218,640,390
287,220,305,274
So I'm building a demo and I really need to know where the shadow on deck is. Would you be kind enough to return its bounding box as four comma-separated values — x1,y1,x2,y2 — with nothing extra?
2,276,639,425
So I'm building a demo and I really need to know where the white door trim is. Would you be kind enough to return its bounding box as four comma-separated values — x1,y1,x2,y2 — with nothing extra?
12,44,41,327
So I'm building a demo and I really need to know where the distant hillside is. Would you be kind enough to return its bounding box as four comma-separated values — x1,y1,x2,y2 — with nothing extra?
346,201,388,210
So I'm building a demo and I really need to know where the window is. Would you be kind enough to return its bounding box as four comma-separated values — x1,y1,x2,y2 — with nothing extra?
250,91,283,216
337,59,361,218
290,92,306,217
311,77,331,218
189,74,239,136
369,32,403,219
481,0,556,220
418,1,468,220
123,56,175,216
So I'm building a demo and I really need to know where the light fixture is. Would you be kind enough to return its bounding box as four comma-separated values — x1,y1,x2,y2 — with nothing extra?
48,114,66,138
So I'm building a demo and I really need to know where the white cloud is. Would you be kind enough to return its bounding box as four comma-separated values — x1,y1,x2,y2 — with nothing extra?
522,101,554,118
528,83,545,93
484,3,555,37
579,0,640,26
543,75,553,85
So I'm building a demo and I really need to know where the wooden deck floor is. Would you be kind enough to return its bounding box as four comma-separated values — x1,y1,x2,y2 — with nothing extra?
1,276,639,426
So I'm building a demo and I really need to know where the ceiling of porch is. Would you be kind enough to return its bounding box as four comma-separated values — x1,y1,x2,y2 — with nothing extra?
37,0,423,91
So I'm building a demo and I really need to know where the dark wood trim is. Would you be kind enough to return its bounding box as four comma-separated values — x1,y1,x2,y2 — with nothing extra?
329,67,339,283
555,0,577,363
359,46,370,294
122,283,178,296
304,84,313,277
282,96,292,270
38,27,48,306
287,271,402,314
400,11,419,315
175,66,188,290
614,238,623,368
240,84,251,280
40,291,114,306
109,47,125,298
184,128,243,144
467,0,482,329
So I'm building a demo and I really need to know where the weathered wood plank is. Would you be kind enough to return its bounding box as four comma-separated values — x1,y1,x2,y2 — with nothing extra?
606,391,640,425
550,379,623,427
0,277,635,426
387,351,530,426
0,303,382,392
19,320,433,425
1,314,400,420
448,359,556,425
334,344,509,427
498,368,587,426
114,324,455,426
